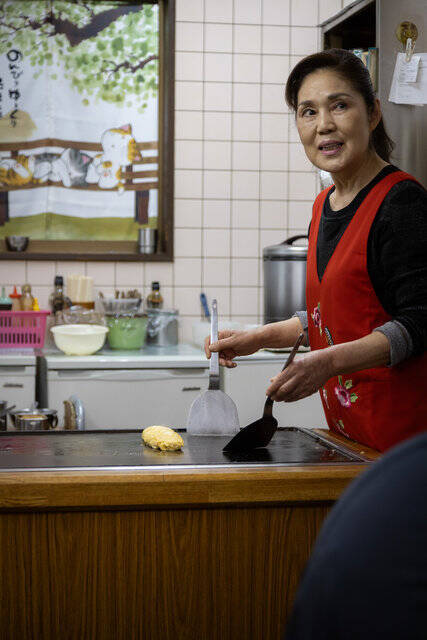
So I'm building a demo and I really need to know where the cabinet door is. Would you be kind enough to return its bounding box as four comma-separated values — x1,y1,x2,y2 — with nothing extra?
48,368,209,429
0,366,35,411
223,358,327,429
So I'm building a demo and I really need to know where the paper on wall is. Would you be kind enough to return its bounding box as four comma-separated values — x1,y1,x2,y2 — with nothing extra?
389,53,427,105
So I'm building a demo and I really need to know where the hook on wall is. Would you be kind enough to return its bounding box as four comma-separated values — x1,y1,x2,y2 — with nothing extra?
395,21,418,62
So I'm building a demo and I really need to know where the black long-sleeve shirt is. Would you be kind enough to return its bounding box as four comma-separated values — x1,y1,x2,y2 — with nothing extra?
304,165,427,361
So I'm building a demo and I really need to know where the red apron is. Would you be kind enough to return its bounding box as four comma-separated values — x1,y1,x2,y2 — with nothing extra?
306,171,427,452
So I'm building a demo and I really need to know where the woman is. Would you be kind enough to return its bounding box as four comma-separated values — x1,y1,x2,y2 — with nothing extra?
206,49,427,452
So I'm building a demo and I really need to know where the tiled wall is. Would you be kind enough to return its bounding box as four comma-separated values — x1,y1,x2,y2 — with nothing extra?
1,0,346,344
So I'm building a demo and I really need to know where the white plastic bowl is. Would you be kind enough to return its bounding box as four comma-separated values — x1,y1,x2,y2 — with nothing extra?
51,324,108,356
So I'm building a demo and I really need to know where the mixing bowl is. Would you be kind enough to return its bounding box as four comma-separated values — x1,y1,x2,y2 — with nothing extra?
51,324,108,355
5,236,29,252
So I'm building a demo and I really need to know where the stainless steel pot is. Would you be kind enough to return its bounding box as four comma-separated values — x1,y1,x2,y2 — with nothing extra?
145,309,179,346
15,414,50,431
9,408,58,429
263,235,308,324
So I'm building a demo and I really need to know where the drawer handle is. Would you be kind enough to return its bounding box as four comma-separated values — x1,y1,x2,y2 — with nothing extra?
182,386,201,392
3,383,24,388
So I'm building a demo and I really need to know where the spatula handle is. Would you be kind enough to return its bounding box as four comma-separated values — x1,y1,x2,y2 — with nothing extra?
210,299,219,379
264,332,305,416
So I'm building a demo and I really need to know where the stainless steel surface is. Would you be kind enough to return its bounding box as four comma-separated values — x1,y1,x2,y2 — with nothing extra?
0,427,369,472
5,235,29,251
187,299,240,436
9,407,58,429
145,309,179,346
263,235,308,324
138,228,157,254
15,414,50,431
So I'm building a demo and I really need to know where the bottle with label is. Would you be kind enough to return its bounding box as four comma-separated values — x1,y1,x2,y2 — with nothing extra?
9,286,22,311
49,276,72,314
20,284,34,311
0,286,12,311
146,281,163,309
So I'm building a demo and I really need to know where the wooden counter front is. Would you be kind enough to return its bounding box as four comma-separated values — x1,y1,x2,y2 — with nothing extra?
0,431,379,640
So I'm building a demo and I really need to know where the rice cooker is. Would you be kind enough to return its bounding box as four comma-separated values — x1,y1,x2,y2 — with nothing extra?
263,234,308,324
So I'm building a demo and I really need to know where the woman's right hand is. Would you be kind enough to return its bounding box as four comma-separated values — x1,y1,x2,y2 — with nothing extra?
204,330,262,368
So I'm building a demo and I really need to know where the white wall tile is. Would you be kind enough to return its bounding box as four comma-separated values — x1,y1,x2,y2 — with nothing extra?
260,142,288,171
55,261,86,278
262,26,290,55
319,0,342,24
174,258,202,287
260,200,287,228
289,142,313,171
175,169,203,198
232,200,259,228
230,286,259,316
174,199,202,227
176,22,204,51
232,171,260,200
204,53,232,82
290,27,319,55
234,0,262,24
260,229,285,250
263,0,290,25
204,171,231,199
115,262,145,287
233,25,261,54
175,52,204,81
291,0,319,26
203,258,231,287
86,262,115,287
0,261,26,286
204,200,231,228
260,171,287,199
204,141,231,170
175,228,202,257
231,258,259,286
204,286,231,316
175,111,203,139
205,0,233,23
204,112,231,140
27,261,55,286
232,113,261,141
176,0,204,22
205,23,232,52
174,286,202,316
232,142,260,171
232,228,260,257
233,83,261,112
261,55,290,84
145,263,174,287
289,117,301,142
261,84,287,113
287,201,313,230
261,113,289,142
175,140,203,168
288,172,317,200
30,285,50,310
175,82,203,110
204,82,232,110
203,228,231,258
233,54,261,83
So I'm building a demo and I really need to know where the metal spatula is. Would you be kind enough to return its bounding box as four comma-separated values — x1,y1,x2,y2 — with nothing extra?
223,333,305,452
187,299,240,436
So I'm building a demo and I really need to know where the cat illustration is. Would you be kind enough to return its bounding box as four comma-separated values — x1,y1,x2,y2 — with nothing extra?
0,149,92,187
86,124,142,193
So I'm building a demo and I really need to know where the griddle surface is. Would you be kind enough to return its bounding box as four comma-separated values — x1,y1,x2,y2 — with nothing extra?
0,428,364,470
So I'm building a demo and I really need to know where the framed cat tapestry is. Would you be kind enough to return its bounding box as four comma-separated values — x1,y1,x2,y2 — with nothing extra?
0,0,175,261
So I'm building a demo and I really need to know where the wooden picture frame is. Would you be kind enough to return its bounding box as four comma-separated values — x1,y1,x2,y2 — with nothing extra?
0,0,175,262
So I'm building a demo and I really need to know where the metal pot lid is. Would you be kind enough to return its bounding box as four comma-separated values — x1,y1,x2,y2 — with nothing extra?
263,234,308,260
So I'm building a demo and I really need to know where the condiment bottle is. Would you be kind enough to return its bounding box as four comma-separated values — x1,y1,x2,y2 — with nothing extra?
20,284,34,311
9,286,22,311
0,286,12,311
49,276,72,314
32,297,40,311
146,281,163,309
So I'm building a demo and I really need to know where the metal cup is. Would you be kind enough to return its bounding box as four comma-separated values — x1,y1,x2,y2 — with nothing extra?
138,228,157,254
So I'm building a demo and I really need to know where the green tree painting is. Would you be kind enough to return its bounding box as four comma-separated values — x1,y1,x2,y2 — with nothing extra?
0,0,158,112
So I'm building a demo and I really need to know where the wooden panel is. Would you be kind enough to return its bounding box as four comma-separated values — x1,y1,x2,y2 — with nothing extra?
0,503,330,640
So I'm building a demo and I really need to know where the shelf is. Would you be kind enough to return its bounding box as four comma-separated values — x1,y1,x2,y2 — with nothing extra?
322,0,376,50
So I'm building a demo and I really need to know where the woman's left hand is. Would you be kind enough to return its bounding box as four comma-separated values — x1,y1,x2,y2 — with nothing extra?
266,349,334,402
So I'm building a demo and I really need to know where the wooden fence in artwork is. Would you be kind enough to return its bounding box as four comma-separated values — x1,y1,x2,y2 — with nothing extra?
0,138,159,225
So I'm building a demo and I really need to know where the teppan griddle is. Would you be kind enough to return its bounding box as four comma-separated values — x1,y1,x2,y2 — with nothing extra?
0,427,370,472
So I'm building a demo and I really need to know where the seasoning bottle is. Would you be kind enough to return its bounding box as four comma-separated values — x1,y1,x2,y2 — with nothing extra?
49,276,72,314
9,286,22,311
146,281,163,309
21,284,34,311
32,297,40,311
0,286,12,311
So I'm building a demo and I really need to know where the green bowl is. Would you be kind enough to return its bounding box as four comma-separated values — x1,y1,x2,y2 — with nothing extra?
106,315,147,350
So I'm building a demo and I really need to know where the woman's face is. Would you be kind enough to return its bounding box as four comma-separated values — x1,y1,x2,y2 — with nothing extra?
296,68,379,176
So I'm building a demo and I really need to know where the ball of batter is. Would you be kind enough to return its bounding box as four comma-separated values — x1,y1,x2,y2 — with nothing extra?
142,426,184,451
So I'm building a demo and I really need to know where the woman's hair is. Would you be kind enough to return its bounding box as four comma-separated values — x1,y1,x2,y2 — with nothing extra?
285,48,394,163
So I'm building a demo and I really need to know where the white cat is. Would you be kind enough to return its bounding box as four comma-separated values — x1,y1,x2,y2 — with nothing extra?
86,124,142,193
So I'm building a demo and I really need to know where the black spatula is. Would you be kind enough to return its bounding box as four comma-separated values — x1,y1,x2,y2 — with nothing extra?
223,333,305,452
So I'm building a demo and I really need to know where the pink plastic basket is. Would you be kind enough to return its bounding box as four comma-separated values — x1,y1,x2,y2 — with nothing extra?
0,311,50,348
